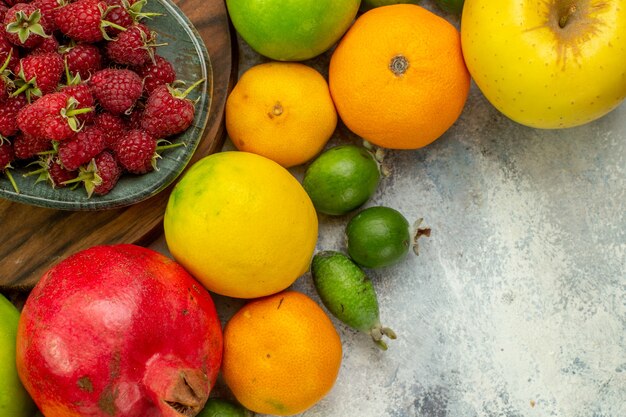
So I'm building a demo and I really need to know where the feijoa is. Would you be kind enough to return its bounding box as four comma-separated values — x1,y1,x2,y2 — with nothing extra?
302,144,380,216
311,250,396,350
346,206,411,268
197,398,253,417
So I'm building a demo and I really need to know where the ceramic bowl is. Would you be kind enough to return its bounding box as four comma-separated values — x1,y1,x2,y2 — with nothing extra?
0,0,212,210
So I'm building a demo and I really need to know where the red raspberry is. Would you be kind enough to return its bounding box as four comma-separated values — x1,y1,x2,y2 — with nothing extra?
0,33,19,72
17,92,90,141
31,0,63,32
13,131,51,159
136,54,175,95
105,23,157,67
141,82,201,138
14,51,63,99
93,112,127,147
58,125,106,170
0,139,18,192
61,83,95,124
112,128,156,174
3,3,53,49
48,157,78,187
0,94,27,137
82,150,121,196
55,0,108,43
62,43,103,80
89,68,143,114
31,34,58,53
103,0,138,35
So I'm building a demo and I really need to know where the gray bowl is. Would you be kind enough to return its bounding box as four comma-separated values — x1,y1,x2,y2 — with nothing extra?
0,0,212,210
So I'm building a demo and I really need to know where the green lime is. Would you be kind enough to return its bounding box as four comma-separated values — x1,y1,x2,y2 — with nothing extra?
0,294,35,417
225,0,360,61
435,0,464,14
346,206,411,268
360,0,421,12
302,145,380,216
311,251,396,350
197,398,253,417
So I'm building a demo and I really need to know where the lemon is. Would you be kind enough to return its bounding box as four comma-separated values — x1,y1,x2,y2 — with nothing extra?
164,151,318,299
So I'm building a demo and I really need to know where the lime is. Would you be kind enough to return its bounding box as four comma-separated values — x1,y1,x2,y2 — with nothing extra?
346,206,411,268
435,0,465,14
225,0,360,61
197,398,253,417
302,145,380,216
0,294,35,417
360,0,421,12
311,251,396,350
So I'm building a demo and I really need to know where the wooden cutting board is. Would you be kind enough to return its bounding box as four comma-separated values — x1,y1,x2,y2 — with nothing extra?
0,0,236,294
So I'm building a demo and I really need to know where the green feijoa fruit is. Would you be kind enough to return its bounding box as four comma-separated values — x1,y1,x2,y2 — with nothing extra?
311,250,396,350
435,0,465,14
346,206,411,268
197,398,253,417
302,145,380,216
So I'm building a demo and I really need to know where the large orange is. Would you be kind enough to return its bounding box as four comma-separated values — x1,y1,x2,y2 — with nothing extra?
222,291,342,416
329,4,470,149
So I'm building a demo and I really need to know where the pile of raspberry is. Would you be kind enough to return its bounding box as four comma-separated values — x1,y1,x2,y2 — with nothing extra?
0,0,201,197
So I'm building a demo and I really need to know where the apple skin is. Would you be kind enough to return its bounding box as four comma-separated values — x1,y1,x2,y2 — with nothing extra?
461,0,626,129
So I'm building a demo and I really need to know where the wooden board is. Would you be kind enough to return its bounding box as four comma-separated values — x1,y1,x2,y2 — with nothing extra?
0,0,236,294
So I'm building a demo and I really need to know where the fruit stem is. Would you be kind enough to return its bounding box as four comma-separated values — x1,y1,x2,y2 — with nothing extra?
370,324,397,351
4,169,19,194
179,78,205,99
558,4,577,28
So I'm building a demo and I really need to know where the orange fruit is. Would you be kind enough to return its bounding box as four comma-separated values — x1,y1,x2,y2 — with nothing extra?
329,4,470,149
226,62,337,168
222,291,342,416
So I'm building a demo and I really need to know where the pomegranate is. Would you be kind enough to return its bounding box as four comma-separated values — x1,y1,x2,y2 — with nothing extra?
15,244,223,417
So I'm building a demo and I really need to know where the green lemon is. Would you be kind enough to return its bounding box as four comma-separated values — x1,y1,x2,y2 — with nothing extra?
197,398,253,417
311,251,396,350
225,0,360,61
360,0,421,12
302,145,380,216
0,294,35,417
346,206,411,268
435,0,465,14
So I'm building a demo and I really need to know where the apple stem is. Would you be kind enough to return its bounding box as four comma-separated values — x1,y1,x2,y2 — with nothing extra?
559,4,577,28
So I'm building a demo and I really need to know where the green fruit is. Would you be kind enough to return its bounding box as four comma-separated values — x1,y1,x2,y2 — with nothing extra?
311,251,396,350
197,398,253,417
346,206,411,268
0,294,35,417
360,0,421,12
302,145,380,216
226,0,360,61
435,0,465,14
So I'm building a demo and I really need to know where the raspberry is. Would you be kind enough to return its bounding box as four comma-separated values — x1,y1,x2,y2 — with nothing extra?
0,93,27,137
62,43,103,80
141,81,202,138
89,68,143,114
55,0,108,43
13,131,51,159
3,3,53,49
136,54,176,94
93,112,127,148
112,128,156,174
58,125,106,171
105,23,158,67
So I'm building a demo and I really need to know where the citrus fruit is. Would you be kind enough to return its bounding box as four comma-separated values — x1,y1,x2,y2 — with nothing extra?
346,206,411,268
329,4,470,149
164,151,318,299
197,398,252,417
436,0,465,14
302,145,380,216
226,0,360,61
226,62,337,168
360,0,421,11
222,291,342,416
0,294,35,417
311,251,396,350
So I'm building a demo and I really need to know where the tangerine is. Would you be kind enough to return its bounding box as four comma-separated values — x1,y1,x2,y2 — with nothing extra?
222,291,342,416
226,62,337,168
329,4,470,149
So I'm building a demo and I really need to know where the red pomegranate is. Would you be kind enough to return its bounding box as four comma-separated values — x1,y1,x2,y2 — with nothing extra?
16,244,223,417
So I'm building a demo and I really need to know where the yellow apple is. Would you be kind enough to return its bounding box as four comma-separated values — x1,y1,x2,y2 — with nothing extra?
461,0,626,128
